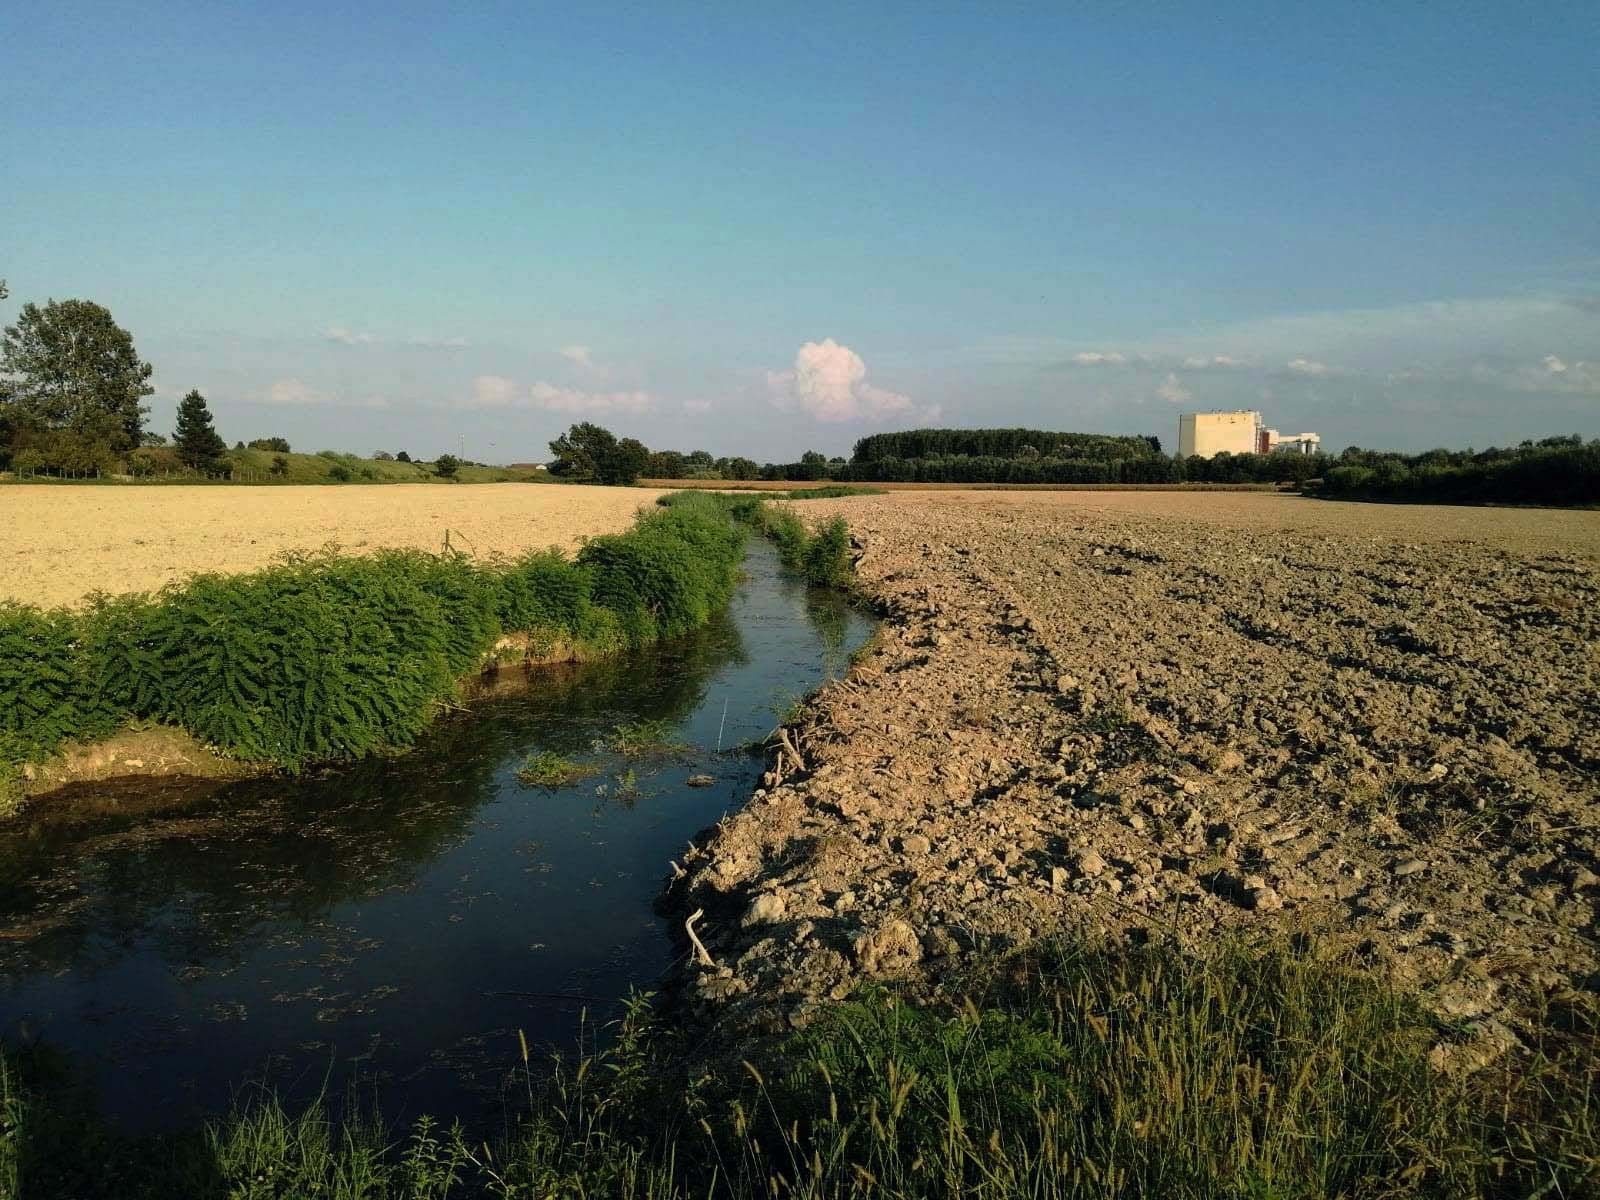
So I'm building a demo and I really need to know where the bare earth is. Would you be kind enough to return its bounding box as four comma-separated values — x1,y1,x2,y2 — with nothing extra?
679,491,1600,1051
0,483,669,608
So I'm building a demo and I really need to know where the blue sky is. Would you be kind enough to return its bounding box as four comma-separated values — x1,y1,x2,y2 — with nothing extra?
3,2,1596,460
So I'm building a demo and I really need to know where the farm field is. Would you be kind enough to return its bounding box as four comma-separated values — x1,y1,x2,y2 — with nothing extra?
0,482,670,608
678,489,1600,1042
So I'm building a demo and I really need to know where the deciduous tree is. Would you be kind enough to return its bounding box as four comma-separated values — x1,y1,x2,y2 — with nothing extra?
1,298,152,450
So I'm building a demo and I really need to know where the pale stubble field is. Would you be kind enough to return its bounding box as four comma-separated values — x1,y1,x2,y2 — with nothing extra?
0,483,672,608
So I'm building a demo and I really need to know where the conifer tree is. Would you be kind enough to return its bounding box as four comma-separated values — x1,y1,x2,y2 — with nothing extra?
173,389,227,472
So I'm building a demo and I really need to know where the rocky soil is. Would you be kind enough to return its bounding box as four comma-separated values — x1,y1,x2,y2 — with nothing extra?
674,492,1600,1051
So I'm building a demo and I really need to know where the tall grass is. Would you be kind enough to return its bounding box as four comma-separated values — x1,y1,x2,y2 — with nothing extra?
0,497,749,780
4,937,1594,1198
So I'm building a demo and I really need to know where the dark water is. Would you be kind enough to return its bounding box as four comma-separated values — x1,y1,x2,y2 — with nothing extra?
0,543,873,1131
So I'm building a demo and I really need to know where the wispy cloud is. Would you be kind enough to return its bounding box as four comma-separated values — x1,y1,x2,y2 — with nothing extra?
1511,355,1600,395
1181,354,1252,370
528,381,654,414
683,398,713,414
1284,357,1337,377
460,375,655,414
325,326,468,350
265,377,326,405
324,325,376,346
767,338,939,423
1155,372,1192,404
261,378,388,409
558,345,595,368
470,375,519,408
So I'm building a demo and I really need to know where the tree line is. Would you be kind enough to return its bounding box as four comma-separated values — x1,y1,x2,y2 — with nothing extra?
1315,437,1599,506
852,427,1162,462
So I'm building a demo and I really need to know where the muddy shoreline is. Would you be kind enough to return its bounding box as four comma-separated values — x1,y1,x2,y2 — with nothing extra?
667,492,1600,1041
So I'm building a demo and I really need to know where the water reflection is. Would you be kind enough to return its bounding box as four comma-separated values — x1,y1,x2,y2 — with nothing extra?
0,544,873,1131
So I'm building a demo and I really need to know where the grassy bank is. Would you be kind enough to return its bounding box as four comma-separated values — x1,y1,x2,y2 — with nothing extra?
0,493,747,803
5,937,1594,1198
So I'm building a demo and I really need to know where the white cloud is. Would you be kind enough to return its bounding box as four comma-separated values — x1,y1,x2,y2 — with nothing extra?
326,326,466,350
1285,357,1335,376
260,378,388,409
767,338,937,423
457,375,655,413
683,399,713,414
265,378,326,406
1070,351,1129,366
470,375,519,408
1155,372,1192,404
1182,354,1250,369
1509,355,1600,395
324,325,376,346
558,345,594,368
528,381,654,414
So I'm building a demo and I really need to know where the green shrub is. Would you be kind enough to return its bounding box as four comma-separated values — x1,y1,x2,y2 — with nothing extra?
800,517,851,586
106,555,457,766
327,463,353,482
399,551,505,676
0,498,753,777
579,500,746,645
498,550,595,633
0,604,117,760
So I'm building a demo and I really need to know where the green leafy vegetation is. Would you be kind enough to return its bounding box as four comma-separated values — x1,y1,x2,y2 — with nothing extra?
0,498,750,780
774,484,886,500
602,718,689,757
1316,436,1600,506
547,421,651,485
514,750,597,787
854,427,1163,462
4,937,1594,1198
0,298,152,473
657,491,854,588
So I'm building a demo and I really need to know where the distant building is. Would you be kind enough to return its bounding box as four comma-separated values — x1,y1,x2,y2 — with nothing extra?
1178,410,1261,457
1179,410,1320,458
1260,430,1321,455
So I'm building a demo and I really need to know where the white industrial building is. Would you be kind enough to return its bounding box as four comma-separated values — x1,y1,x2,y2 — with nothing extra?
1179,410,1320,458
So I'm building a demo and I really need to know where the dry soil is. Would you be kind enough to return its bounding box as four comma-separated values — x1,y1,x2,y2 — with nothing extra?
0,483,669,608
677,491,1600,1052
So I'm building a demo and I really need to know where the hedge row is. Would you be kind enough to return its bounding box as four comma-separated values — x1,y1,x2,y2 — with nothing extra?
0,493,749,774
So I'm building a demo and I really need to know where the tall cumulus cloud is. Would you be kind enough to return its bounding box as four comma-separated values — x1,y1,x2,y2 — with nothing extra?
768,338,938,423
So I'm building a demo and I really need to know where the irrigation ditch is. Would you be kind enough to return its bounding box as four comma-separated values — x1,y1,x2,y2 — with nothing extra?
2,491,1597,1198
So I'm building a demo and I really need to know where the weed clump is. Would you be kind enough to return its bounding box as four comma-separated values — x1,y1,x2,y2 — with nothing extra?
602,718,689,757
514,751,596,788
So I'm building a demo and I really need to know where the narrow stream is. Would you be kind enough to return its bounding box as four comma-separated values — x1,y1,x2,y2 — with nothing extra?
0,542,874,1131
